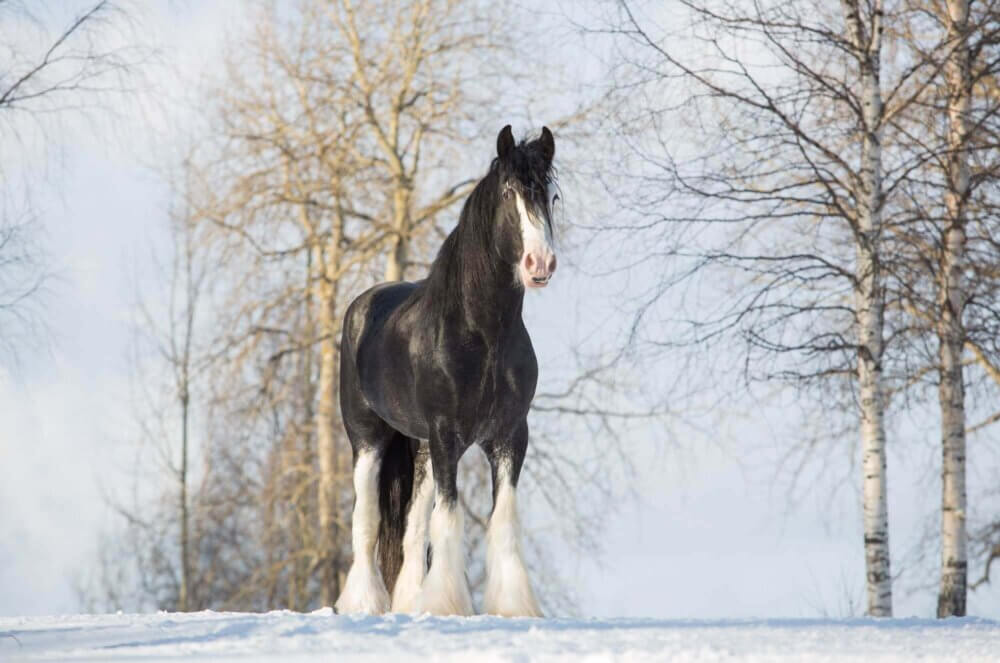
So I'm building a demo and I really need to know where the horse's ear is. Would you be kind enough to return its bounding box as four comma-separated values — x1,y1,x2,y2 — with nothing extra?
540,126,555,164
497,125,515,161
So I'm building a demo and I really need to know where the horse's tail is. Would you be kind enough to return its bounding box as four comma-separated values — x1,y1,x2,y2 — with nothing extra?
377,434,417,595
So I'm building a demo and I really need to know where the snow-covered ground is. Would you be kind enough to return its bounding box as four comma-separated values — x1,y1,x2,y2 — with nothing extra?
1,611,998,662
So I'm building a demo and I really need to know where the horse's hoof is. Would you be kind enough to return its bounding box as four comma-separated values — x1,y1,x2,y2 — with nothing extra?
334,564,390,615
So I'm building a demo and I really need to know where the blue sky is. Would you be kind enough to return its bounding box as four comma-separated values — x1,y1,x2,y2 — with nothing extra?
1,0,998,619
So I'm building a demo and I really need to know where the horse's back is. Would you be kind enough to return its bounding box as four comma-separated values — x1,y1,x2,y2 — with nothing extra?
341,280,428,441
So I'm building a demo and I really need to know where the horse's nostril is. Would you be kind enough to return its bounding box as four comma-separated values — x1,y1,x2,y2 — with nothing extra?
525,254,535,271
548,255,557,273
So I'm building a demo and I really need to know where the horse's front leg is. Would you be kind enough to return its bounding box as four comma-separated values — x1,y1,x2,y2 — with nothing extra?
482,422,543,617
419,429,474,616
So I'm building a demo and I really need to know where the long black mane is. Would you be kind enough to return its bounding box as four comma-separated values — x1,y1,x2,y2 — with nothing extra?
422,137,556,310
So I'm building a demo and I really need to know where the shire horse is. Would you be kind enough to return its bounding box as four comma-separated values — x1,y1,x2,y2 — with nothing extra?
334,126,558,617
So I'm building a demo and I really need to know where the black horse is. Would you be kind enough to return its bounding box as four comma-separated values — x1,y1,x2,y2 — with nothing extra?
334,126,558,617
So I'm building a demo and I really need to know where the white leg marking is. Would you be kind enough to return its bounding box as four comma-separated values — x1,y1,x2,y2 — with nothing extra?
391,455,435,613
334,450,390,615
418,494,473,616
484,466,542,617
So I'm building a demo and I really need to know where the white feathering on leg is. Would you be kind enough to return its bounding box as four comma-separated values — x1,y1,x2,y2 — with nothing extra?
334,451,390,615
391,456,434,613
484,469,542,618
418,497,473,616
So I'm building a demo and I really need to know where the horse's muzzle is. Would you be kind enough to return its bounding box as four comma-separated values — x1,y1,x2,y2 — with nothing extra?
521,252,556,288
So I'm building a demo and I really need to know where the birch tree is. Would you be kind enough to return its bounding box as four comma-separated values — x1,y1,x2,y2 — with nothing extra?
922,0,1000,617
884,0,1000,616
844,0,893,617
930,0,972,619
600,0,969,616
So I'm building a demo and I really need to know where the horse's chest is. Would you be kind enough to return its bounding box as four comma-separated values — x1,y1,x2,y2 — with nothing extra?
419,332,536,440
462,360,529,441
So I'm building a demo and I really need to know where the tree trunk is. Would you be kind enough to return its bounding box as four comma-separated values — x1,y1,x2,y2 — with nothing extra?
316,212,344,607
384,232,407,282
384,180,412,282
316,287,339,607
843,0,892,617
937,0,970,619
177,219,195,613
179,387,190,612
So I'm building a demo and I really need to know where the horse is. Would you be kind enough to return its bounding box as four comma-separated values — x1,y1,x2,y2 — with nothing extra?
333,125,559,618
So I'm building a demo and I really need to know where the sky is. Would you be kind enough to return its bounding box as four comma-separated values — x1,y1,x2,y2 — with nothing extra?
1,0,998,620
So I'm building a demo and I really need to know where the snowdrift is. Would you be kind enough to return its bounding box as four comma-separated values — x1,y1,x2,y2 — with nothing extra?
1,610,998,661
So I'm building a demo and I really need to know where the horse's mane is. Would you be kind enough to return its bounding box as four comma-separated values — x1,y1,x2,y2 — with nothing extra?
422,136,554,311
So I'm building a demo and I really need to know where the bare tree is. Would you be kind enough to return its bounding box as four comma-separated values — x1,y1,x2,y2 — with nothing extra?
596,0,990,616
145,199,212,612
927,0,1000,617
88,0,646,616
84,187,222,612
0,0,145,362
159,0,530,609
0,205,45,360
330,0,489,281
932,0,973,618
873,0,1000,616
0,2,136,116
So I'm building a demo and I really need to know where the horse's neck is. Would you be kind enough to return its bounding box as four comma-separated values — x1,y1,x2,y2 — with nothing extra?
458,280,524,334
426,227,524,335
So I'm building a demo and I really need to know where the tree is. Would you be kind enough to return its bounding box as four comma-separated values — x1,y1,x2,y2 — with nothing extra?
928,0,974,617
83,180,223,612
881,0,1000,616
599,0,981,616
87,0,651,616
184,0,509,607
143,199,212,612
0,1,144,363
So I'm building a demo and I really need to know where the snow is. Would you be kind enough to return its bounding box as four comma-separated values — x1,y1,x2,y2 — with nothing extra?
1,611,998,662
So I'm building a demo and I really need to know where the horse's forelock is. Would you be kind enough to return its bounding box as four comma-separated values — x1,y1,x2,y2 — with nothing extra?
511,136,554,192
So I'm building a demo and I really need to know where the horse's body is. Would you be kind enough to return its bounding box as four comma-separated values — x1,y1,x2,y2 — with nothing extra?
334,126,558,617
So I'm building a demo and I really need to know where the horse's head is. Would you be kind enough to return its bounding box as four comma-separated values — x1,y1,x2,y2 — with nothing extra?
494,125,558,289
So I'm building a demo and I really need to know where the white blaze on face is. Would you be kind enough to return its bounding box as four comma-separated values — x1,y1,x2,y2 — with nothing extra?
514,188,556,288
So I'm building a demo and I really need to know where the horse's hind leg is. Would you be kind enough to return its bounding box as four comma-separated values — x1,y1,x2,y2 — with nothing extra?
334,419,393,615
391,442,433,613
482,421,543,617
419,431,474,616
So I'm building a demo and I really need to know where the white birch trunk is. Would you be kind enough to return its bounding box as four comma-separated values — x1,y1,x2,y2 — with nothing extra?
316,280,338,607
937,0,970,619
384,182,411,282
315,213,344,607
842,0,892,617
